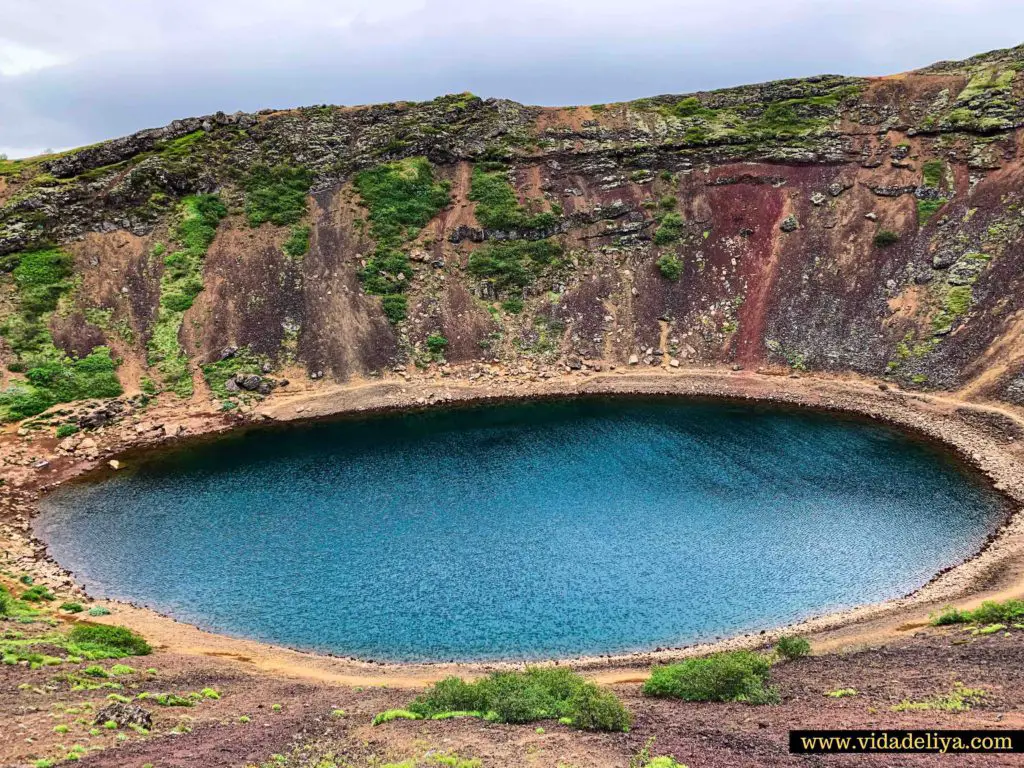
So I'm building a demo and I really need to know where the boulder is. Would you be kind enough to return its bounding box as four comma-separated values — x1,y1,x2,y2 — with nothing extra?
779,214,799,232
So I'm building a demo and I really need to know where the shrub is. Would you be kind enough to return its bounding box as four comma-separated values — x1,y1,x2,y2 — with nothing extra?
21,585,55,602
502,296,524,314
0,586,12,616
381,294,408,323
653,212,684,245
83,665,109,678
88,606,111,617
873,230,899,247
775,635,811,661
283,224,311,259
406,667,631,732
68,624,151,657
643,651,778,704
656,254,683,280
426,334,448,356
56,424,79,439
932,599,1024,626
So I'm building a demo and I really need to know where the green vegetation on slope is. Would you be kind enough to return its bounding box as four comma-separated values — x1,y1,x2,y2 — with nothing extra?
353,156,451,322
0,248,123,422
467,239,564,297
201,347,269,399
468,165,558,231
932,598,1024,626
376,668,632,732
147,194,227,396
643,651,779,704
636,82,863,146
244,164,314,227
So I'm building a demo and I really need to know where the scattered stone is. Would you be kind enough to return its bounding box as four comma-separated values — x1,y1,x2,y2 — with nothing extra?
865,212,878,221
628,354,639,365
94,702,152,730
810,193,827,206
779,214,799,232
108,460,121,470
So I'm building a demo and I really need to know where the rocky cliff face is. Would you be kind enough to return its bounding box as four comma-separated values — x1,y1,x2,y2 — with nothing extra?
2,44,1024,421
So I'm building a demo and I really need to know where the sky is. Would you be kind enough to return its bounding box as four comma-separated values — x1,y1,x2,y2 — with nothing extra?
1,0,1022,158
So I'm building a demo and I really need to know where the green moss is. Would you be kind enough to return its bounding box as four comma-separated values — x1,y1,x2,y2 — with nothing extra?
467,239,564,296
244,164,314,227
468,166,557,231
147,195,227,396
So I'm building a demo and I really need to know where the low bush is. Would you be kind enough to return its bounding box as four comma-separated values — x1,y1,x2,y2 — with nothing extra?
643,651,778,704
932,599,1024,626
653,212,684,245
68,624,151,658
56,424,79,439
774,635,811,661
873,230,899,247
21,585,55,602
403,668,631,731
656,253,683,280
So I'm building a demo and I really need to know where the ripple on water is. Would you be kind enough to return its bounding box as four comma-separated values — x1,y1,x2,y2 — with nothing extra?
36,397,1006,661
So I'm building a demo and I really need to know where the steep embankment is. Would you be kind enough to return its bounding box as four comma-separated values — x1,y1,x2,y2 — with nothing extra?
2,45,1024,424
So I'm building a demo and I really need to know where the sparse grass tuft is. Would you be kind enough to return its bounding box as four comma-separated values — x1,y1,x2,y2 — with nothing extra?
873,230,899,248
893,683,986,713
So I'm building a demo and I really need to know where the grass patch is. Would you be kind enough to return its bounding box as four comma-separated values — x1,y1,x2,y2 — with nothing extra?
917,198,947,226
825,688,858,698
893,683,985,713
200,347,269,400
643,651,778,704
932,599,1024,626
922,159,946,188
467,239,564,297
353,157,450,323
0,248,124,421
67,624,151,658
388,667,631,732
244,164,314,227
147,195,227,396
468,165,557,231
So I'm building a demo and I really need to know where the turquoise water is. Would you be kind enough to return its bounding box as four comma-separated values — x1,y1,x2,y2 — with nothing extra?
36,397,1004,661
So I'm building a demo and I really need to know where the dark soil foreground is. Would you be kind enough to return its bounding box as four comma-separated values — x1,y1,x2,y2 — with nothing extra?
3,620,1023,768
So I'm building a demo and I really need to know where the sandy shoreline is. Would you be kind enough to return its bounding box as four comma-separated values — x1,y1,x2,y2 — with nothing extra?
4,366,1024,687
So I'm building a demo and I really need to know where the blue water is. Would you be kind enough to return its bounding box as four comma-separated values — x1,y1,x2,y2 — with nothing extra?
36,397,1004,661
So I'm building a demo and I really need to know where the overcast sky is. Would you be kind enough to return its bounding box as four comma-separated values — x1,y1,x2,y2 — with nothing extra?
1,0,1022,158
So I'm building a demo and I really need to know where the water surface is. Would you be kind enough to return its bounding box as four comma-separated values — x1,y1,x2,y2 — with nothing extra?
37,398,1004,661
